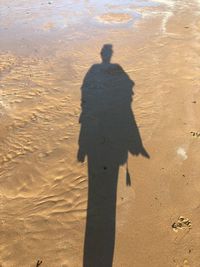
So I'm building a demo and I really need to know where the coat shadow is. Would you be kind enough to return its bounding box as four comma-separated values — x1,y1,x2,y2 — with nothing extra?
77,44,149,267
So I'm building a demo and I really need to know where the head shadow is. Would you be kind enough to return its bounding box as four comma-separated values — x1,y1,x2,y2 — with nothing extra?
77,44,149,267
100,44,113,64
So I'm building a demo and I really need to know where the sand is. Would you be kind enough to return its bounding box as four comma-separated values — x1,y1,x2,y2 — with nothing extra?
0,0,200,266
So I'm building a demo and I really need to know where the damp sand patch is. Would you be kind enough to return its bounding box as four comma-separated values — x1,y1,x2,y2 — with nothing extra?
42,22,55,31
96,13,133,24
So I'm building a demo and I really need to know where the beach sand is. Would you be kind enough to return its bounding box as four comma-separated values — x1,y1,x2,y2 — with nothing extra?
1,0,200,266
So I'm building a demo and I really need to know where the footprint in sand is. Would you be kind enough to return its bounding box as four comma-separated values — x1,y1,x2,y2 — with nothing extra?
172,216,192,232
190,131,200,138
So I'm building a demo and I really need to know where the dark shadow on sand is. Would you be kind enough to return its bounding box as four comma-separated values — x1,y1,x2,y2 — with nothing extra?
77,44,149,267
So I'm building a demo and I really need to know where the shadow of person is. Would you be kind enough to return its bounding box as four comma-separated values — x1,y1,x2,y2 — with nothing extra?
77,44,149,267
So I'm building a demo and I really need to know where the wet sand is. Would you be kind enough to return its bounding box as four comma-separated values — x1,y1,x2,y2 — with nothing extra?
1,0,200,266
